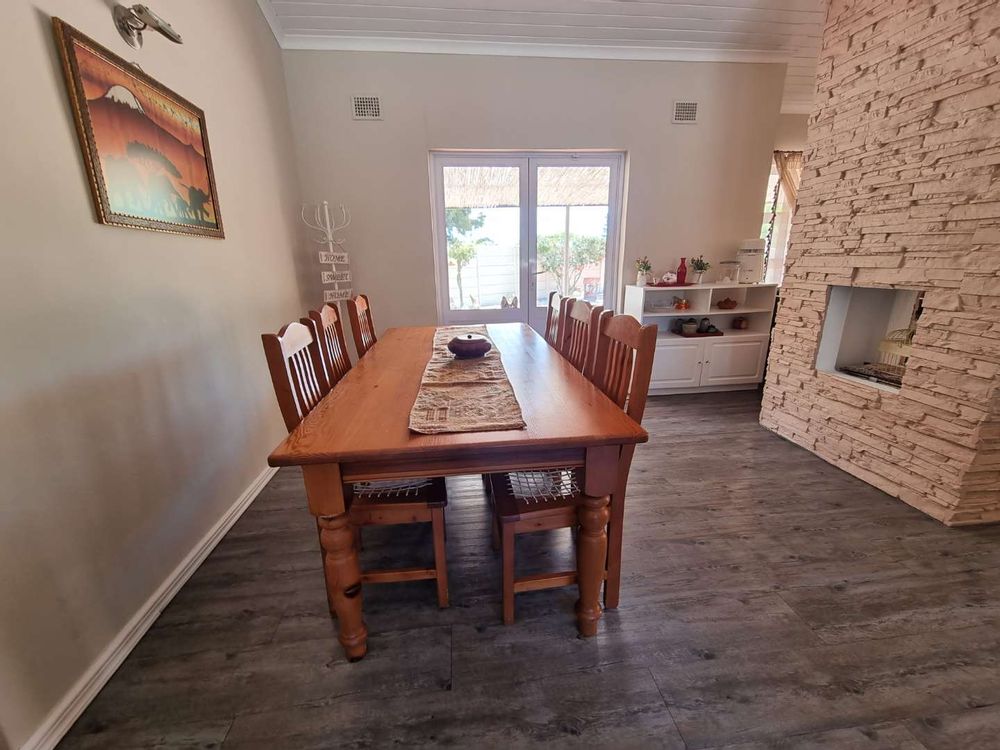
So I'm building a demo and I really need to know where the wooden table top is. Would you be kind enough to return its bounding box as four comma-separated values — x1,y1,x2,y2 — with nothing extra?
268,323,648,467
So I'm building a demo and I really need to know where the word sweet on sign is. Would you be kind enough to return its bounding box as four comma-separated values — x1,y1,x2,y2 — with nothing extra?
321,270,352,284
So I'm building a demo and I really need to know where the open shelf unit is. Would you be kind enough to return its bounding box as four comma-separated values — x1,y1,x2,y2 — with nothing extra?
623,283,779,394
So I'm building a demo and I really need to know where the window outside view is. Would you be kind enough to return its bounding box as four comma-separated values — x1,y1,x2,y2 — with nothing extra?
443,165,611,311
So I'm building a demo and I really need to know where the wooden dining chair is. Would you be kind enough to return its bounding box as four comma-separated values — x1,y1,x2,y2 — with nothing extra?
488,311,657,624
262,319,449,608
262,320,330,432
304,303,352,390
543,291,568,348
559,298,603,373
347,294,378,358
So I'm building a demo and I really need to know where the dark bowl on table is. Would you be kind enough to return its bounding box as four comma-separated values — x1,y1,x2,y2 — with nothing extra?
448,334,492,359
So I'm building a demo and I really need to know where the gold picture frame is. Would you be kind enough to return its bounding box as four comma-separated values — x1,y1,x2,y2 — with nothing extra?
52,18,224,238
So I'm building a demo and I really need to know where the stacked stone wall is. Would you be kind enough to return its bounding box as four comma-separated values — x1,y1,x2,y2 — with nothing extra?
760,0,1000,524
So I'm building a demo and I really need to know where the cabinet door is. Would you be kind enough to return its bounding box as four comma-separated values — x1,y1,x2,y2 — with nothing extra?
701,338,766,386
651,340,703,388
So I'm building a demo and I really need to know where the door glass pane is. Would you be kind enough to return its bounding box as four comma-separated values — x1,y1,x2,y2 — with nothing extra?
536,166,611,307
442,166,520,311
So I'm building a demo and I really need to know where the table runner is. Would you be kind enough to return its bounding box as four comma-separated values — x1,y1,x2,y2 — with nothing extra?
408,325,527,434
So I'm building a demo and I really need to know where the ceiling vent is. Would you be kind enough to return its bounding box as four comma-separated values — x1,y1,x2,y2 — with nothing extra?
672,101,698,124
352,95,382,121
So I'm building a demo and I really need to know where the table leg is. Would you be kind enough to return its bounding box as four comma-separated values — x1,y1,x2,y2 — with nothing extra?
603,490,624,610
316,520,336,617
317,513,368,661
603,445,633,610
576,492,610,637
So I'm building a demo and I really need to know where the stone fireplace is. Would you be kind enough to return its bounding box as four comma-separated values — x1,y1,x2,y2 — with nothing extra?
816,286,922,389
760,0,1000,525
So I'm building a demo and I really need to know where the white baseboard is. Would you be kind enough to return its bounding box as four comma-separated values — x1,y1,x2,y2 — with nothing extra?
21,465,279,750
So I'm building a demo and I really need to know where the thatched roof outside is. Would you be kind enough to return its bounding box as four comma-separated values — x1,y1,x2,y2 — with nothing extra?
443,166,609,208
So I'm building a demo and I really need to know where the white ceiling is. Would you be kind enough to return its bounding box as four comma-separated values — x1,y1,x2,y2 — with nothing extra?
258,0,825,114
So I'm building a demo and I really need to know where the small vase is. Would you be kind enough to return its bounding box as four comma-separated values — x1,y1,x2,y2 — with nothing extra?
693,271,705,285
677,258,688,285
636,271,647,287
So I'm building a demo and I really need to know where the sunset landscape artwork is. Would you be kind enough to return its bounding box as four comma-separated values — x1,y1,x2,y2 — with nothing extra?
53,19,223,238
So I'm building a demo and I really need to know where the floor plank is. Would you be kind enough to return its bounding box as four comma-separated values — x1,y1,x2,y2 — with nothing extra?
59,391,1000,749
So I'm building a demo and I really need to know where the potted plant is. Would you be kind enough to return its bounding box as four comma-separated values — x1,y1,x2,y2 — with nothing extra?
635,256,652,286
690,255,711,284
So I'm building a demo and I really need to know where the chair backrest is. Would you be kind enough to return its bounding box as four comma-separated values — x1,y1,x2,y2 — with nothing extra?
348,294,377,358
588,311,658,424
304,303,352,389
262,321,329,432
543,291,566,348
559,298,604,373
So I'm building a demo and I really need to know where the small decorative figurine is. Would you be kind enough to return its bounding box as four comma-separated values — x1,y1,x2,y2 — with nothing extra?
661,271,678,284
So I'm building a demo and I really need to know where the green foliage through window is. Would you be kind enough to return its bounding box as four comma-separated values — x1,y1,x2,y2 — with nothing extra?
445,207,490,307
537,232,605,297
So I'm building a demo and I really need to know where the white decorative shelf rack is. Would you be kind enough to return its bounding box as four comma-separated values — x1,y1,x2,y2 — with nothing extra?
623,283,779,394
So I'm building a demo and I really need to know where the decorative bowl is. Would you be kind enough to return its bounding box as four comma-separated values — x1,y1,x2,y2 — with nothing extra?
717,297,739,309
448,333,492,359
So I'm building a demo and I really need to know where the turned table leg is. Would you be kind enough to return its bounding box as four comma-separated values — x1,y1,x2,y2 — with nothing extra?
303,464,367,661
577,444,619,637
316,519,337,617
317,513,368,660
576,493,610,637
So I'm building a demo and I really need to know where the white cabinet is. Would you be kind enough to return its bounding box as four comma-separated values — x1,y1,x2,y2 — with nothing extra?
651,340,703,388
625,282,777,394
648,334,770,393
702,338,767,386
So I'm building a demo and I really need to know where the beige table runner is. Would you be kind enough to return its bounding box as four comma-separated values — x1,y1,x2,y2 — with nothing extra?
409,326,527,434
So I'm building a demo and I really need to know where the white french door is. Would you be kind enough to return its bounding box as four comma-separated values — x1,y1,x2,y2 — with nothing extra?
430,151,624,330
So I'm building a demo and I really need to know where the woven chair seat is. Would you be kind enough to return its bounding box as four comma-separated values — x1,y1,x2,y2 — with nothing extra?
489,469,581,521
351,477,446,507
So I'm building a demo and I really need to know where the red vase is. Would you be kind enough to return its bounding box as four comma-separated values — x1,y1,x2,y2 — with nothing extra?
677,257,688,285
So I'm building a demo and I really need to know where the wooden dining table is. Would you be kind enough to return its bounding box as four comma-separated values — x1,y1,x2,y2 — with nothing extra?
268,322,648,660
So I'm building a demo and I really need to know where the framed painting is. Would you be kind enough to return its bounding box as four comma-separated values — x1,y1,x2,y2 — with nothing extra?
52,18,224,238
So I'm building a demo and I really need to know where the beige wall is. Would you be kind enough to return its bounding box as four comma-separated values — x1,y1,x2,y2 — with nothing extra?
282,51,785,330
774,113,810,151
0,2,305,747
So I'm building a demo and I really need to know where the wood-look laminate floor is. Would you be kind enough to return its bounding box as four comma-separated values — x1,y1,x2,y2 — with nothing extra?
61,392,1000,749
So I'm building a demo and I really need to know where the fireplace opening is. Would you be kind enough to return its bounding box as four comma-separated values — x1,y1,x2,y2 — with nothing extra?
816,286,923,389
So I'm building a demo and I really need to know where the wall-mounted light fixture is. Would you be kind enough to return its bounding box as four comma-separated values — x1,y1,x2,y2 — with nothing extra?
113,4,183,48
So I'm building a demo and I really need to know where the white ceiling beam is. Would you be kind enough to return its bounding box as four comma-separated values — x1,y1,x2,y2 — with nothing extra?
279,34,794,63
